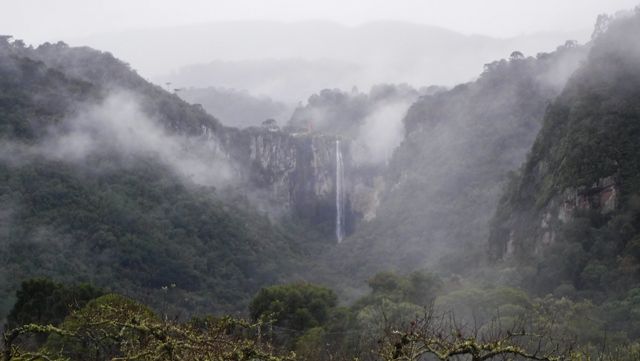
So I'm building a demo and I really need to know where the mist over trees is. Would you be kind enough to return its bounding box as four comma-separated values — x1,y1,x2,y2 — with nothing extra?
288,84,427,166
2,3,640,361
316,39,588,288
0,37,306,316
490,8,640,299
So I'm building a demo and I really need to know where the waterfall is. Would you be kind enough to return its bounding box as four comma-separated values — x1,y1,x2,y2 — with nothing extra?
335,139,345,243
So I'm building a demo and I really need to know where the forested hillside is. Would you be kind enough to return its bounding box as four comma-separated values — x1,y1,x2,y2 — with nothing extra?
0,38,303,317
320,40,587,287
3,6,640,360
490,10,640,299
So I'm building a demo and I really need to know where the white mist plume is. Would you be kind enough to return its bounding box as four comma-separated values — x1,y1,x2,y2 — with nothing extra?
535,41,589,91
4,91,234,188
351,100,413,165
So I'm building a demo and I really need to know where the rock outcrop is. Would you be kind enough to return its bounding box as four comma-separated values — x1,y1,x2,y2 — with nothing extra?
489,11,640,272
490,176,620,259
220,127,360,238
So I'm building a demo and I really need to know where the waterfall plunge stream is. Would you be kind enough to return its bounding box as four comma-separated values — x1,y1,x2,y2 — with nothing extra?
335,140,345,243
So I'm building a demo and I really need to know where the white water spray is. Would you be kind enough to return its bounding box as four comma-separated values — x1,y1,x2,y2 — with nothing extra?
335,139,345,243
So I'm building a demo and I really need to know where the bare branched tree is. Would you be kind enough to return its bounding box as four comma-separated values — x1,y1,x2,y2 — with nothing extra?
2,295,292,361
376,306,577,361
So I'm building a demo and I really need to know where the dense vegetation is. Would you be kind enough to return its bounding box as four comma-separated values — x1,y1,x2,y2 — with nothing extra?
0,40,96,140
288,84,426,137
0,156,304,315
0,37,306,317
250,283,337,333
318,38,587,289
489,9,640,300
6,278,103,330
2,6,640,361
4,277,640,361
4,290,291,361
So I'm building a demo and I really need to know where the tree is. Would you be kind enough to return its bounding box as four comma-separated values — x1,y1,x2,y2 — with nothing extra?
510,51,525,60
377,307,575,361
0,35,12,47
591,14,612,39
7,278,103,330
262,118,278,127
363,271,443,306
249,283,337,332
3,293,290,361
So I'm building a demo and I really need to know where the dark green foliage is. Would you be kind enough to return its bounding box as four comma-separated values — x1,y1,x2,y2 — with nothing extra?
489,10,640,299
324,41,587,285
6,293,289,361
4,278,640,361
3,279,102,350
0,37,302,317
0,51,96,140
286,271,443,360
43,294,157,361
5,12,640,360
357,270,443,307
6,278,102,329
0,37,222,140
249,283,337,331
0,155,300,316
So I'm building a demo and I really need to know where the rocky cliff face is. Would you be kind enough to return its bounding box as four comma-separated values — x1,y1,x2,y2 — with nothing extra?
28,39,369,240
487,11,640,295
491,175,620,259
218,127,366,238
489,11,640,262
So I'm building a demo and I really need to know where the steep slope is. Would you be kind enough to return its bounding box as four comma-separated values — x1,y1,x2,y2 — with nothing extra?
318,41,587,288
281,85,427,234
31,39,366,242
0,38,302,317
489,11,640,298
26,41,223,136
0,41,97,140
221,127,351,238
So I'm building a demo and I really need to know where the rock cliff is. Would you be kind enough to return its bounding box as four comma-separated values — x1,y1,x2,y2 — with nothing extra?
220,127,361,238
488,11,640,295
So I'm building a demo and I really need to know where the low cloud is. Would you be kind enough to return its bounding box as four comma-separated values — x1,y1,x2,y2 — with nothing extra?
351,100,412,165
1,91,235,188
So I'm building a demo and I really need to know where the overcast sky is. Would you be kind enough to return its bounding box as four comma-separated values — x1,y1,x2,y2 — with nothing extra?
3,0,639,44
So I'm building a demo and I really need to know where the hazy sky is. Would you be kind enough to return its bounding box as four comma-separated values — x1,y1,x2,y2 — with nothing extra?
3,0,639,44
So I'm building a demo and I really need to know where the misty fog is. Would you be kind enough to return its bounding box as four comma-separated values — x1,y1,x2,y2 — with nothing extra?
2,2,640,360
1,91,234,188
74,21,591,103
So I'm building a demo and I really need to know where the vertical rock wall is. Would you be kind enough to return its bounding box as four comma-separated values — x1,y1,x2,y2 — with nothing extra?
221,127,359,237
